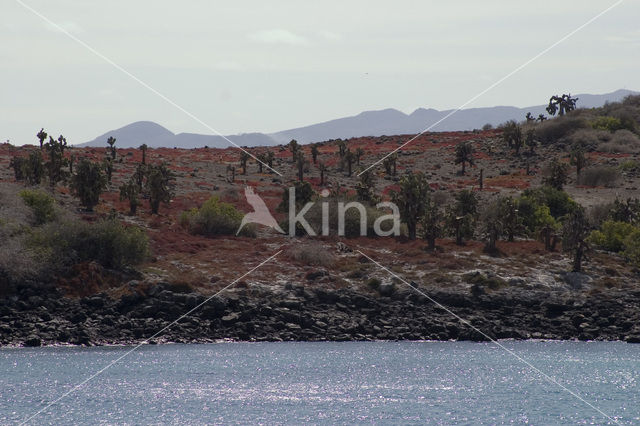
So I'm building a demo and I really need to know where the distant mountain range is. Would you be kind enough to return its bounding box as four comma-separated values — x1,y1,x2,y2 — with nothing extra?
80,89,638,149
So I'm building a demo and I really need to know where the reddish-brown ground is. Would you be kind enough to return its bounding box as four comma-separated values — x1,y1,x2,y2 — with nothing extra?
1,129,638,297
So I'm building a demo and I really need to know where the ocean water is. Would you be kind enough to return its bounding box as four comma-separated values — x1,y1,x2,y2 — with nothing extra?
1,341,638,425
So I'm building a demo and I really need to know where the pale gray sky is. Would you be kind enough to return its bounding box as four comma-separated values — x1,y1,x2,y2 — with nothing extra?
2,0,639,145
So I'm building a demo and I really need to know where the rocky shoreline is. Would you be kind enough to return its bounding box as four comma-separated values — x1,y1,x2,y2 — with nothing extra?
2,280,640,347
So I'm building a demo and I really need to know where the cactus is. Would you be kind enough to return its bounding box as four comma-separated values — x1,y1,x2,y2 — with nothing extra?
70,159,107,211
107,136,117,160
454,141,475,174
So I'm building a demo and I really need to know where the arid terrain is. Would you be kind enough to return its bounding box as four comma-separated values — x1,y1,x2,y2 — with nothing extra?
2,119,640,346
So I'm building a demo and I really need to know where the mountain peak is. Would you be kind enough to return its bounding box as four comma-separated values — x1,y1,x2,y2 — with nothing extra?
81,121,174,148
82,89,638,148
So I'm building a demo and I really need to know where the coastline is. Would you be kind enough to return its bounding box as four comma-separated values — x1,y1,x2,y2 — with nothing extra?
2,281,640,347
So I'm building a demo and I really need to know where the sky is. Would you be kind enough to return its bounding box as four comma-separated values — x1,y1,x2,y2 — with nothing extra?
2,0,639,145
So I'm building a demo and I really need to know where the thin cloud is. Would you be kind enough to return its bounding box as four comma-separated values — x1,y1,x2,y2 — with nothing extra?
317,30,342,41
213,60,246,71
96,88,121,99
247,29,308,46
604,30,640,44
45,20,84,34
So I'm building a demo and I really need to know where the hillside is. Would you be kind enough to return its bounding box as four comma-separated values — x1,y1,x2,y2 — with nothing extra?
2,94,640,346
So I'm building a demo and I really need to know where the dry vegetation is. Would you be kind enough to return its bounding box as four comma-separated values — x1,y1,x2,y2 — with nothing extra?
2,95,640,298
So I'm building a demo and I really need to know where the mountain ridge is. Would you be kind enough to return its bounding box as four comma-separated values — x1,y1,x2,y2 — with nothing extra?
79,89,638,149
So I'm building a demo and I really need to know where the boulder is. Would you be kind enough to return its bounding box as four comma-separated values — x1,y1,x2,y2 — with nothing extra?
23,336,41,347
305,270,327,281
378,282,396,297
221,313,240,325
563,272,592,290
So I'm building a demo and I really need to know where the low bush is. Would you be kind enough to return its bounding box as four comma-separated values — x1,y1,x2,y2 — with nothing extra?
588,221,637,252
623,229,640,267
180,195,254,237
597,97,640,132
568,129,611,151
0,237,40,293
535,115,588,145
28,219,149,270
597,130,640,153
587,220,640,267
620,159,640,172
591,116,626,132
1,183,148,292
19,189,56,224
588,202,614,227
463,271,508,290
578,166,620,187
0,183,32,230
0,184,43,289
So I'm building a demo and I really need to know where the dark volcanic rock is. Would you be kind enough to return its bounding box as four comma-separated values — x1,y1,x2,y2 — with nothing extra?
625,335,640,344
23,336,41,347
2,284,640,346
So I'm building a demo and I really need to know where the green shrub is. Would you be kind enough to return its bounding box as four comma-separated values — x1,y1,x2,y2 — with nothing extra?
28,219,148,270
588,221,637,252
180,195,253,237
623,229,640,267
19,189,56,224
620,160,639,172
90,220,149,268
533,204,559,233
591,116,625,132
521,186,577,220
578,166,620,187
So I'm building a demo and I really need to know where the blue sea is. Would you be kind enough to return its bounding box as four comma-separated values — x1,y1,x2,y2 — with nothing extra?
1,341,639,425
